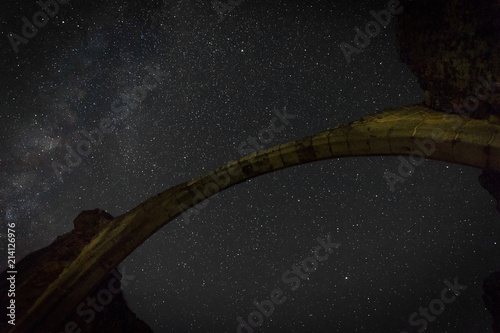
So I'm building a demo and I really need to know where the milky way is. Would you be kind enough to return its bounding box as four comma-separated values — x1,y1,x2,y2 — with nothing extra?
1,0,499,332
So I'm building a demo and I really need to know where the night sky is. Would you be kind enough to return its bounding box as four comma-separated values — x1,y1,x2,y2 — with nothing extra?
1,0,500,332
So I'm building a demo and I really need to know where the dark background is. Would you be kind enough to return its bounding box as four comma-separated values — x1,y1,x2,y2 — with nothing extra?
1,0,499,331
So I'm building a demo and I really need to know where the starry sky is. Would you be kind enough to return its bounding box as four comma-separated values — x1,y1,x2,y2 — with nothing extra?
1,0,500,332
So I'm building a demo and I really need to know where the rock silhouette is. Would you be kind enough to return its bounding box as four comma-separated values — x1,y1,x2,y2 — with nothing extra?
3,0,500,332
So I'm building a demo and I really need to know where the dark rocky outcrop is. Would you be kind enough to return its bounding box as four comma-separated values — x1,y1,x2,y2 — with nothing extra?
479,171,500,213
2,1,500,332
397,0,500,117
480,170,500,332
0,209,152,333
396,2,500,329
484,271,500,333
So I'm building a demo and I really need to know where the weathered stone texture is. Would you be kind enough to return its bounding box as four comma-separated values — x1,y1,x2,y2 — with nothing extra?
397,0,500,117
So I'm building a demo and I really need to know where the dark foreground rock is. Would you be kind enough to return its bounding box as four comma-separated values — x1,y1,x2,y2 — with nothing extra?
0,209,152,333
